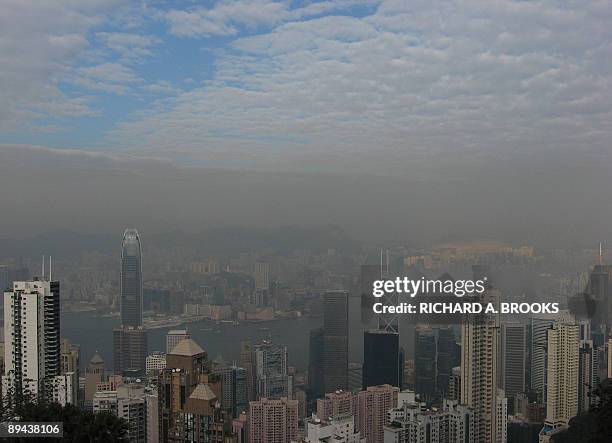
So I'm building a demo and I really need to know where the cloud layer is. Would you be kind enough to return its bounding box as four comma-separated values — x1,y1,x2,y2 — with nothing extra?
1,1,611,175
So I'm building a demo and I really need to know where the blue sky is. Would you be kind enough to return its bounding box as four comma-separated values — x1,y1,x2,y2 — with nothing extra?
1,0,612,174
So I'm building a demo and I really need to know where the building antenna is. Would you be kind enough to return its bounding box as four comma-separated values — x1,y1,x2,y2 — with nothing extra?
380,249,383,278
42,255,45,280
49,256,52,281
599,242,603,265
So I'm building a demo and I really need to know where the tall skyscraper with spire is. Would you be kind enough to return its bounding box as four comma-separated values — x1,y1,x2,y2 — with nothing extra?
120,229,143,326
114,229,147,376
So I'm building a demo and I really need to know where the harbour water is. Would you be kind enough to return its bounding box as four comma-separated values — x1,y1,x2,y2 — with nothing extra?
60,295,381,371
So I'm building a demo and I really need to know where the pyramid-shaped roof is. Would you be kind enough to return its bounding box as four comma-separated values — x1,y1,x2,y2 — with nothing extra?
170,338,205,356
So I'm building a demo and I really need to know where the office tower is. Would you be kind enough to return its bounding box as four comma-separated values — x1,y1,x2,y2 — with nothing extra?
322,291,349,392
303,413,363,442
166,329,190,354
460,288,501,443
93,383,146,442
308,327,324,398
145,351,166,376
578,339,598,413
254,341,292,399
363,330,402,389
214,363,248,418
414,326,436,401
448,366,461,401
539,312,579,440
113,325,147,376
384,398,474,443
121,229,143,326
587,264,612,327
159,338,229,442
3,278,60,399
309,290,349,399
501,323,526,399
357,384,399,443
254,261,270,290
316,390,358,430
240,341,256,401
348,363,363,393
84,352,105,410
248,397,299,443
146,386,159,443
436,327,456,398
530,315,555,395
115,229,148,376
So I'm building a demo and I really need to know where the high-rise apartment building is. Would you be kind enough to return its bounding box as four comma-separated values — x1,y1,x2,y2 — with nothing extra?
316,390,358,431
248,397,299,443
385,398,474,443
3,278,60,399
303,413,363,442
539,312,579,441
93,383,147,442
357,384,399,443
460,287,502,443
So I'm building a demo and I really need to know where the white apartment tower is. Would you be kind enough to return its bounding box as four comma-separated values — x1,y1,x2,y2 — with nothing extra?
3,277,60,399
460,288,501,443
540,312,579,438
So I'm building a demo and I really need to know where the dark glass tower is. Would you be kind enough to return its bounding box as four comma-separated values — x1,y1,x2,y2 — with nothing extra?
362,330,402,388
114,229,147,375
120,229,143,326
415,326,436,400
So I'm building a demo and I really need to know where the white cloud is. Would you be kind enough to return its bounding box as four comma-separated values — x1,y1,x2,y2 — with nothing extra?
0,0,121,130
109,0,612,174
95,32,160,62
164,0,377,37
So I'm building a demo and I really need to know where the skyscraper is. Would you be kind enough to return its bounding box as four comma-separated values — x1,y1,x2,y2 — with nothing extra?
121,229,143,326
578,339,598,413
254,341,293,399
309,290,349,399
530,315,555,395
501,323,527,399
362,330,402,389
248,397,299,443
321,290,349,393
114,229,147,375
460,287,502,443
158,338,230,442
539,312,579,440
414,326,436,401
240,341,256,401
3,278,60,399
357,384,399,443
